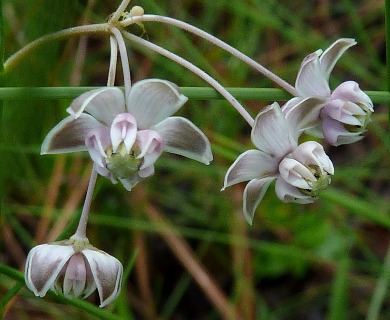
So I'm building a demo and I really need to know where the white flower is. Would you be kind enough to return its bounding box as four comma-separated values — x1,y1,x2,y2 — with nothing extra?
41,79,213,190
223,103,334,225
25,236,122,308
282,38,374,146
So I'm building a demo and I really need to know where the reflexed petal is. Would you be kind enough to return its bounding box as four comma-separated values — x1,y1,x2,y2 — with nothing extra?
319,39,356,79
85,127,110,169
83,249,123,308
126,79,188,129
138,165,155,178
243,177,275,225
41,114,104,154
278,158,316,189
282,97,325,139
331,81,373,112
67,87,126,125
275,176,314,204
25,244,75,297
63,253,87,298
322,116,364,146
152,117,213,165
110,113,138,153
223,149,278,189
251,103,297,157
136,129,164,169
295,50,331,98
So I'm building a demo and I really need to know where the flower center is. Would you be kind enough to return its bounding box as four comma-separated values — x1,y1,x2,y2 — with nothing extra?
105,142,142,179
300,165,331,197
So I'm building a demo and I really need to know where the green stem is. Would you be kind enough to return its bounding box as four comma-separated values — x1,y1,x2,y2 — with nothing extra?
386,0,390,123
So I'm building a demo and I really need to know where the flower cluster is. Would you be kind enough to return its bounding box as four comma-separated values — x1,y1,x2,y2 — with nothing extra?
22,0,374,309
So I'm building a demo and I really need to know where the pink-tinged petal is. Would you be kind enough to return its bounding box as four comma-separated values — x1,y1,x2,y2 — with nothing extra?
138,165,155,178
126,79,188,129
63,253,87,298
295,50,331,98
223,149,278,189
322,116,364,146
136,130,164,169
243,177,275,225
319,39,356,80
275,176,314,204
67,87,126,125
322,100,364,126
85,127,110,169
83,249,123,308
251,103,297,158
110,113,138,153
152,117,213,165
282,97,325,139
331,81,374,112
25,244,75,297
41,114,104,155
279,158,316,189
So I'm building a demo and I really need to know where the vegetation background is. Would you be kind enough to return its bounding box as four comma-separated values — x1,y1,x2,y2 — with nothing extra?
1,0,389,319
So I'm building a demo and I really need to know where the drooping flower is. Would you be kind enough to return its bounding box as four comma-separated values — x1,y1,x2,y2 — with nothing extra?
223,103,334,225
282,38,374,146
25,236,123,308
41,79,213,190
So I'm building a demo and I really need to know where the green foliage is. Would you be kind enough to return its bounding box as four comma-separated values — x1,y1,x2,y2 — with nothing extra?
1,0,390,319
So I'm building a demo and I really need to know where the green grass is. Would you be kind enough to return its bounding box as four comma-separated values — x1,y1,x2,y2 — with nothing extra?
1,0,389,319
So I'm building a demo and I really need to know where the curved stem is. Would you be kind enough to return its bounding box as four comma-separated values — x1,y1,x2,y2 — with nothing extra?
121,31,254,126
110,27,132,94
4,24,111,72
107,35,118,87
73,165,98,239
121,14,297,96
109,0,131,24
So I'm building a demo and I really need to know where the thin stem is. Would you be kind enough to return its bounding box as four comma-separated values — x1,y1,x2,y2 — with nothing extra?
109,0,131,24
121,31,254,126
3,23,111,72
386,0,390,124
121,14,297,95
73,165,98,239
110,27,132,94
107,35,118,86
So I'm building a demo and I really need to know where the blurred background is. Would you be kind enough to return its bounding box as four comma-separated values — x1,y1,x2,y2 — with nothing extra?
1,0,389,319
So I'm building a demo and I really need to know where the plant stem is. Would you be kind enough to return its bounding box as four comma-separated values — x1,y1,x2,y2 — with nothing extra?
121,31,254,126
107,35,118,87
109,0,131,24
121,14,297,95
3,24,111,72
386,0,390,124
110,27,132,94
73,165,98,239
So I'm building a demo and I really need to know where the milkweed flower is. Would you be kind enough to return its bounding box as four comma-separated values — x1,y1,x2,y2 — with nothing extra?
25,236,123,307
41,79,213,190
223,103,334,225
282,38,374,146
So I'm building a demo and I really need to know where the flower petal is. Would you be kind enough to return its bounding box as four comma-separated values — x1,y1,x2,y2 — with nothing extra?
110,113,138,153
319,38,356,80
63,253,87,298
85,127,111,172
152,116,213,165
126,79,188,129
25,244,74,297
251,103,297,158
243,177,275,225
279,158,316,189
275,176,314,204
223,149,278,189
83,249,123,308
136,129,164,169
295,50,331,98
282,97,325,140
331,81,374,112
322,116,364,146
41,114,104,154
67,87,126,125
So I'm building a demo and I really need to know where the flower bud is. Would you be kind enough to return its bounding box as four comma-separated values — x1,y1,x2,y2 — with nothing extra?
276,141,334,202
25,237,123,307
